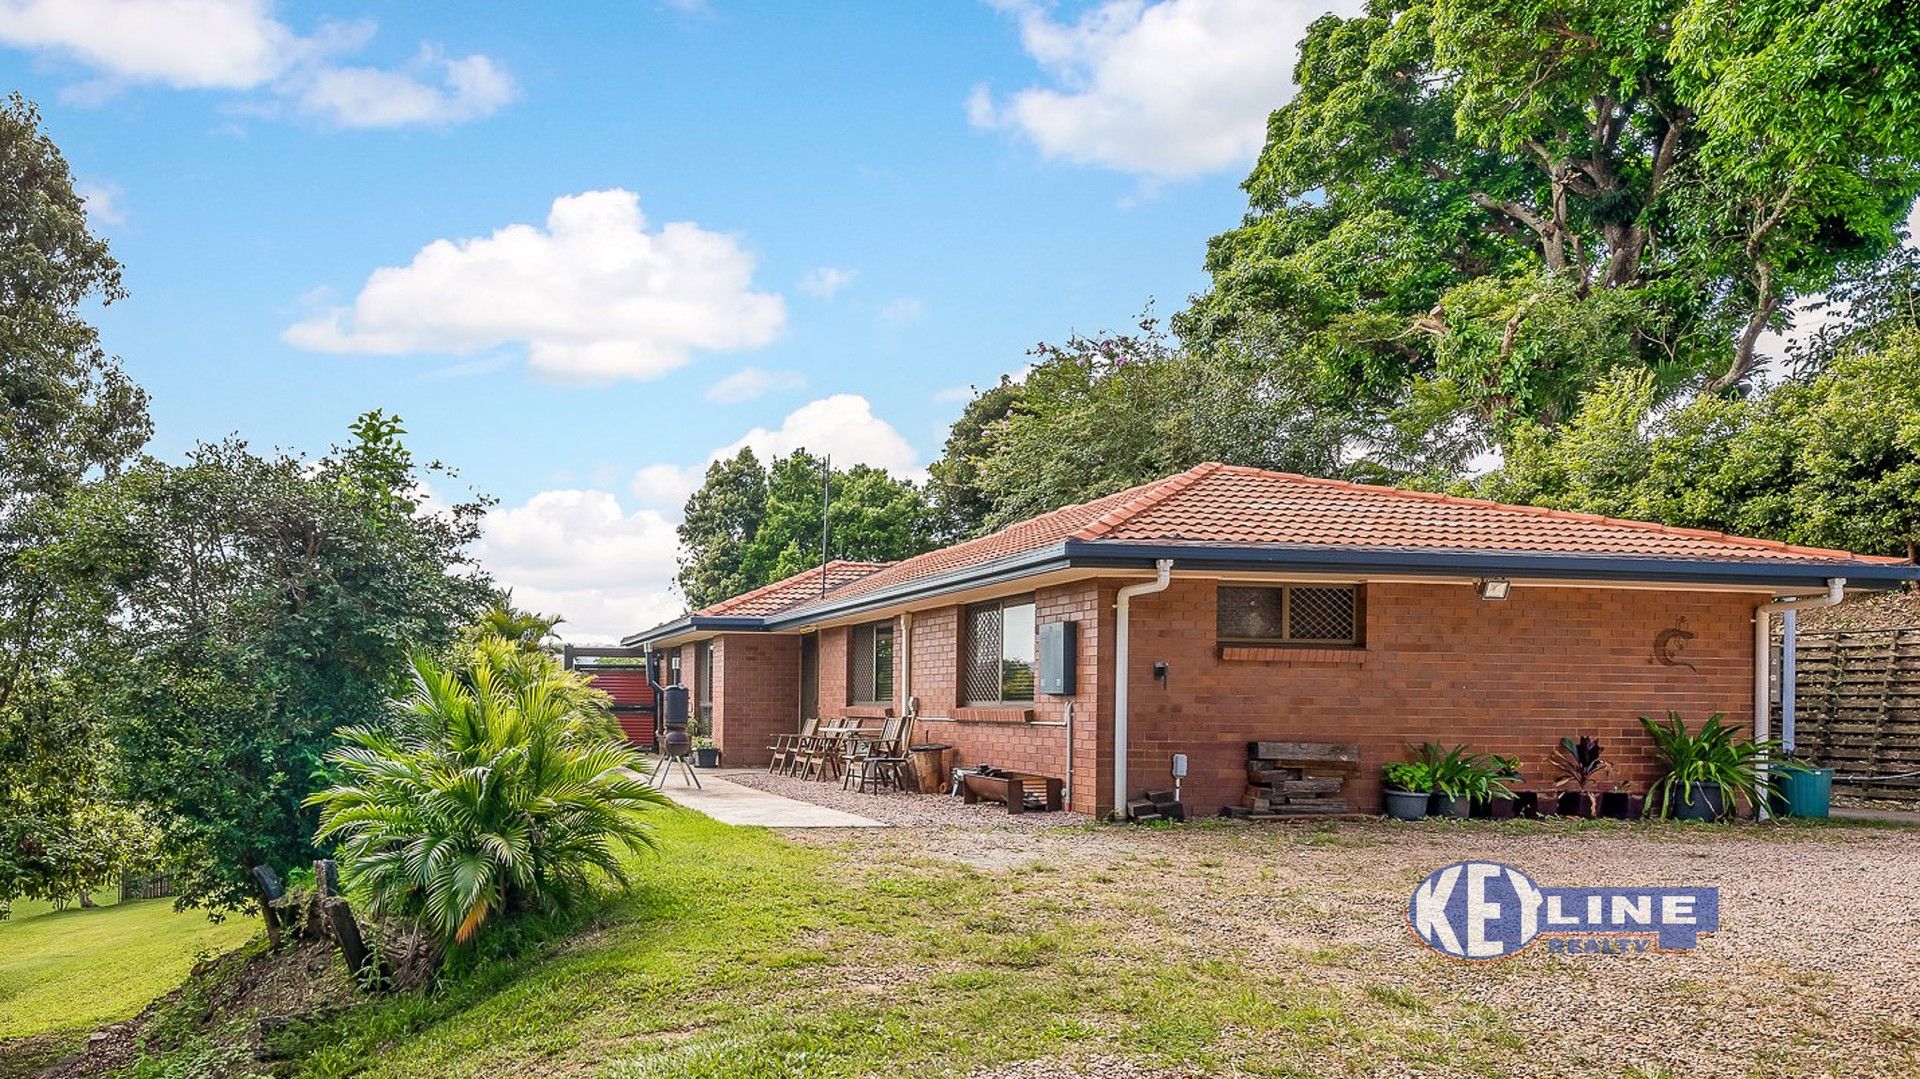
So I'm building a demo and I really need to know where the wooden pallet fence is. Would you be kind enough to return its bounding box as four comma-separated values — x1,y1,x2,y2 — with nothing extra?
1779,627,1920,803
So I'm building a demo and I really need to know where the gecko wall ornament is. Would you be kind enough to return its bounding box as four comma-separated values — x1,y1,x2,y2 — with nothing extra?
1653,619,1697,672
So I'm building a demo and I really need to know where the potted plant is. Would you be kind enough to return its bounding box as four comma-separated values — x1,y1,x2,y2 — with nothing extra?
1551,736,1614,818
692,736,721,769
1382,761,1433,820
1476,755,1523,819
1640,712,1774,821
1417,743,1477,819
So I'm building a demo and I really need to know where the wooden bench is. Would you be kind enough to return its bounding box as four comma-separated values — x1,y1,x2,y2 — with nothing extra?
959,770,1064,814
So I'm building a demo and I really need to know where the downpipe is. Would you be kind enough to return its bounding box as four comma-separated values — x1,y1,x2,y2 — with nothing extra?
1753,578,1845,819
1112,559,1174,821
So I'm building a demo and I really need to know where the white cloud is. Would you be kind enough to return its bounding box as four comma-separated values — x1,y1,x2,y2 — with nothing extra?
629,463,704,507
486,395,923,640
284,189,787,383
706,366,805,403
474,489,683,644
294,49,516,128
878,297,925,324
715,393,921,476
798,265,857,298
75,180,124,225
970,0,1355,178
0,0,514,128
0,0,294,88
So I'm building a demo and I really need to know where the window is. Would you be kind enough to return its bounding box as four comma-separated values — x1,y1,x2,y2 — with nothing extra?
1217,585,1360,645
696,642,714,733
965,596,1035,703
850,621,894,705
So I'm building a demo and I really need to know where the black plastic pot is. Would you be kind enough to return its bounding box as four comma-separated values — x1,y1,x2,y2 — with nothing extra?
1470,794,1518,819
1430,793,1472,819
1384,789,1428,821
1671,782,1726,821
693,746,721,769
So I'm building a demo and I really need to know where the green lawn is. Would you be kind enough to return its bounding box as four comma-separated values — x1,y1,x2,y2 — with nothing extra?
0,893,256,1045
214,810,1522,1079
94,809,1920,1076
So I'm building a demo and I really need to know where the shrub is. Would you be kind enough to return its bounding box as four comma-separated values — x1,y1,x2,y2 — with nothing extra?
1552,736,1615,817
307,651,670,946
1639,712,1777,820
1382,761,1433,793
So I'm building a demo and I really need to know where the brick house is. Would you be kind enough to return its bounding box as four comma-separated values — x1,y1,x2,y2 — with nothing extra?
626,463,1916,818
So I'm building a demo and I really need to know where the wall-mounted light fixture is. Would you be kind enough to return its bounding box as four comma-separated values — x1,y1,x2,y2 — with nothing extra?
1476,577,1512,601
1152,661,1169,683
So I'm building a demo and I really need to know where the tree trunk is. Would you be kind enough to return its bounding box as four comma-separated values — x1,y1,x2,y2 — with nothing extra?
77,891,97,909
1704,264,1778,396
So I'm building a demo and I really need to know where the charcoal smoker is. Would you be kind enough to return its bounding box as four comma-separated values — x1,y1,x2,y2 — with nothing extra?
647,682,702,789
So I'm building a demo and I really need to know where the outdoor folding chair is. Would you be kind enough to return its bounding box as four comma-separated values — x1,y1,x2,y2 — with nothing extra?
767,716,818,775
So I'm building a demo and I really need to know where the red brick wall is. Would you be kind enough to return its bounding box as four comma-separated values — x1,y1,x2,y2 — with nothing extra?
819,625,850,716
1117,579,1758,817
899,582,1110,814
710,633,800,767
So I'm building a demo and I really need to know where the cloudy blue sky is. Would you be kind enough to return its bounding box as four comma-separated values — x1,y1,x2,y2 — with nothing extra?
3,0,1364,639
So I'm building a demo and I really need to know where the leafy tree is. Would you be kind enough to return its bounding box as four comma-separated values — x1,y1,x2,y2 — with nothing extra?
938,319,1374,531
53,418,492,910
675,450,937,608
1180,0,1920,429
739,451,936,585
1786,241,1920,377
309,650,668,947
0,94,152,908
926,378,1023,541
674,448,768,608
464,595,564,653
1473,330,1920,558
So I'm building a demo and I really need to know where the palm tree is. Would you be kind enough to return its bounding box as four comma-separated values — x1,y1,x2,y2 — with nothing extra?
471,593,565,652
308,651,669,946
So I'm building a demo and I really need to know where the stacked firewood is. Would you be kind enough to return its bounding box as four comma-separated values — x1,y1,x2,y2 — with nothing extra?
1225,741,1358,819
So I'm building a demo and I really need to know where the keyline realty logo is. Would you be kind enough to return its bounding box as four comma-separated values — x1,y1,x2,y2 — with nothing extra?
1408,861,1719,959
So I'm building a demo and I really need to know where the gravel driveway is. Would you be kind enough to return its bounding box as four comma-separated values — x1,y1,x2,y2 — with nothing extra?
737,779,1920,1077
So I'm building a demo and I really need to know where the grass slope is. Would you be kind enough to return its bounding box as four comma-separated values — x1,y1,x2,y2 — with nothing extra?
0,894,256,1073
212,809,1521,1078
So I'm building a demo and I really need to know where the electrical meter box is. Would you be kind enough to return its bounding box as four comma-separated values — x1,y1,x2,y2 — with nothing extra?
1037,620,1077,695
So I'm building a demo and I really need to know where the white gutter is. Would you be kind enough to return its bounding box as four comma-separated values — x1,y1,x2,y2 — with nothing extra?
1753,578,1845,819
1112,559,1174,820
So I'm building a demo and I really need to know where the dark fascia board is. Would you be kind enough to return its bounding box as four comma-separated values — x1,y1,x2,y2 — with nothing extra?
626,539,1917,642
620,614,766,648
761,544,1077,630
1061,539,1920,591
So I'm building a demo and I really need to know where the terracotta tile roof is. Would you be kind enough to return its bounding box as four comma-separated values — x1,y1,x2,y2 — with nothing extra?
785,463,1904,613
1085,463,1911,565
695,560,890,617
802,476,1187,606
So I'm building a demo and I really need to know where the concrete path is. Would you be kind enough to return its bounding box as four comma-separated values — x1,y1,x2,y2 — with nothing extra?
650,768,885,828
